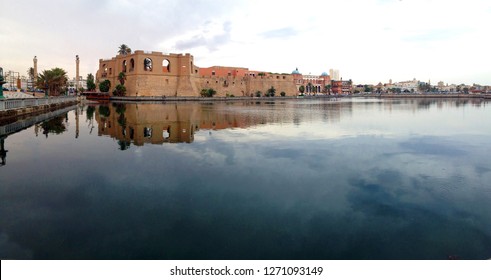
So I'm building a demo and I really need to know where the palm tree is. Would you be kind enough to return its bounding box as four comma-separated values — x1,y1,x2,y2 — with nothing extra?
118,44,132,55
27,67,35,80
325,84,332,95
36,68,68,96
118,72,126,85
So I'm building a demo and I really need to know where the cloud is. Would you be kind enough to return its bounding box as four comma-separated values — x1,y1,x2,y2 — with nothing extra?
259,27,298,39
402,28,472,43
174,21,233,52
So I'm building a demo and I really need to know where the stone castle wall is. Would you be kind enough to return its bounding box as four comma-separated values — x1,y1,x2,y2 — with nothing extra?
196,75,297,97
97,50,298,97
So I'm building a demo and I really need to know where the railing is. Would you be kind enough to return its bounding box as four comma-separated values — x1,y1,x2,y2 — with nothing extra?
0,104,77,136
0,96,78,112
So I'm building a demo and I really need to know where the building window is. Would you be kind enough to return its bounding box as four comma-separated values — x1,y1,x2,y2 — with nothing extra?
144,127,152,138
130,59,135,72
144,58,153,71
122,60,127,73
163,59,170,73
212,71,216,76
163,127,170,140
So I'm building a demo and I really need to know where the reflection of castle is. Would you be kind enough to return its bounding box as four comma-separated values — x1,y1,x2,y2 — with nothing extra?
95,103,199,145
93,101,351,147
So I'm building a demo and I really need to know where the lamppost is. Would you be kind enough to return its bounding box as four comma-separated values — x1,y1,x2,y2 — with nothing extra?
0,67,5,99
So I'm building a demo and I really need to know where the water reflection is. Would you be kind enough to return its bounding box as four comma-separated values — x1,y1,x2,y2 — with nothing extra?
39,114,68,138
1,98,490,259
0,137,7,166
90,100,358,148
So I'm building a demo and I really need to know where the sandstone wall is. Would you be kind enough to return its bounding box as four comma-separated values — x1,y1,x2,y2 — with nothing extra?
197,75,298,97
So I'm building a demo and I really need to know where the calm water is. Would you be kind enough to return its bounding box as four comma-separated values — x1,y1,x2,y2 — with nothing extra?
1,98,490,260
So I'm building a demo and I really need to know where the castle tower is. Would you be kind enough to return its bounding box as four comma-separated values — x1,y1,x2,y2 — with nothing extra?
33,56,38,80
76,55,80,89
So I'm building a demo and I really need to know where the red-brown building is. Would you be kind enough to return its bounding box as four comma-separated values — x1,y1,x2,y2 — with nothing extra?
331,80,353,95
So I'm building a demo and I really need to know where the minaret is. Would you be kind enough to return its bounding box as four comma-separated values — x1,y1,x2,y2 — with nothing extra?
76,55,80,89
33,56,38,80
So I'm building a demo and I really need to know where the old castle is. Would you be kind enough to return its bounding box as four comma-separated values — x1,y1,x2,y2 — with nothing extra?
96,50,303,97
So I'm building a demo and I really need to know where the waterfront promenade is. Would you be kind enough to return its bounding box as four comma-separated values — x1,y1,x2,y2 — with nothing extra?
0,95,78,121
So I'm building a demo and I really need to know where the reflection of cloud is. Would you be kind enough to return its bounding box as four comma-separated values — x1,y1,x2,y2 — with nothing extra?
0,232,33,259
346,168,491,259
399,137,467,157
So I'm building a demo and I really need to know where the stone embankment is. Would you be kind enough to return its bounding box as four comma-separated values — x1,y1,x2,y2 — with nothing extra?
110,93,491,103
0,96,79,124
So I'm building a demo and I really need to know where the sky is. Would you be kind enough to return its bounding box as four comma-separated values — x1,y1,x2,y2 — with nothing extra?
1,0,490,85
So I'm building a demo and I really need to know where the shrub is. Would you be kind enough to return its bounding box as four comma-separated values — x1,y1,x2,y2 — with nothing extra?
280,91,286,97
200,88,217,97
99,80,111,92
113,84,126,96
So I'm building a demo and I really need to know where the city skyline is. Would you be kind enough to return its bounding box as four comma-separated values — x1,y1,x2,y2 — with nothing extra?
1,0,490,85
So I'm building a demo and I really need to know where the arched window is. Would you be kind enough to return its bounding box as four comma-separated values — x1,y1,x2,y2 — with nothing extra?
102,64,108,78
144,127,152,138
144,58,153,71
162,59,170,73
130,59,135,72
163,126,170,140
122,60,127,73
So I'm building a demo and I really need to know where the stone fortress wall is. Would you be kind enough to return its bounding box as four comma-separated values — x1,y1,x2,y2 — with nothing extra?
96,50,298,97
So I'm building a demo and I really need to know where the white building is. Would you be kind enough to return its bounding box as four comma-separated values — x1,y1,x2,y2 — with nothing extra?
67,76,87,93
394,78,419,92
329,69,340,81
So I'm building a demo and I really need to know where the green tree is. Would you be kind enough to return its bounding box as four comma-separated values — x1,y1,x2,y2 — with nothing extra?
118,44,132,55
299,85,305,94
255,90,262,97
113,84,127,96
118,140,131,151
36,68,68,96
41,115,66,137
27,67,34,79
200,88,217,97
98,105,111,117
280,91,286,97
86,73,96,91
99,80,111,92
267,86,276,97
86,106,95,120
118,72,126,85
463,87,469,94
325,84,331,95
